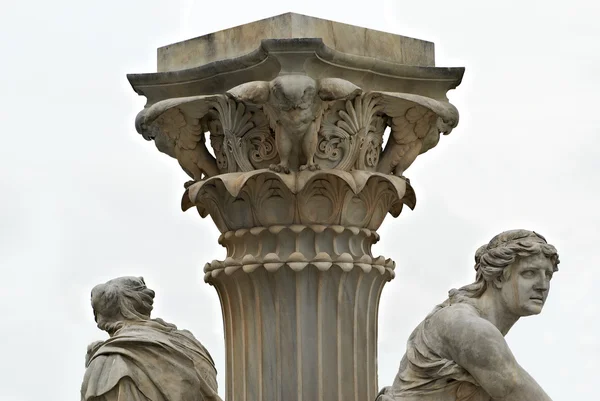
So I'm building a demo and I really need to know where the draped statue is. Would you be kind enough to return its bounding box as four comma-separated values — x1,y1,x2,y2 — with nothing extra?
81,277,222,401
378,230,560,401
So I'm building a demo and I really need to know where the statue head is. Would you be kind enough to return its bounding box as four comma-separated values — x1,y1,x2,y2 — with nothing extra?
450,229,560,315
91,276,155,335
270,75,317,110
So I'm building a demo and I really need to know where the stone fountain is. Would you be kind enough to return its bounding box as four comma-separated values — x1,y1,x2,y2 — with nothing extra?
127,12,464,401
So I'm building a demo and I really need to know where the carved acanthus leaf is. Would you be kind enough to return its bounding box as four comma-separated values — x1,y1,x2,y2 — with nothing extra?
183,170,414,231
246,120,279,168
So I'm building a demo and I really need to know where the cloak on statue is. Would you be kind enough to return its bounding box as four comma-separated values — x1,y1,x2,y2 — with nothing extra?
81,318,221,401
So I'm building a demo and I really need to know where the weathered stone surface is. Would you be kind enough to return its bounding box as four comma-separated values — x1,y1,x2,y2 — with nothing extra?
229,75,361,172
378,230,559,401
128,39,463,106
127,14,464,401
157,13,435,72
81,277,222,401
135,88,459,186
216,265,387,401
184,170,413,233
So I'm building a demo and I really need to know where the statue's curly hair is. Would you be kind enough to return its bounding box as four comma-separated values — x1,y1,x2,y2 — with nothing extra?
449,229,560,303
91,276,155,334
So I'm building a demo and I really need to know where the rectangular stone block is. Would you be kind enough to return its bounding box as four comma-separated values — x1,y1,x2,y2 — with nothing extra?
157,12,435,72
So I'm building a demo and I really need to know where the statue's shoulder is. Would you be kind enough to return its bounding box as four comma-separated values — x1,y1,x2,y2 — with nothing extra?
82,348,143,400
424,302,484,346
85,340,105,367
429,300,510,366
438,300,480,318
427,301,480,327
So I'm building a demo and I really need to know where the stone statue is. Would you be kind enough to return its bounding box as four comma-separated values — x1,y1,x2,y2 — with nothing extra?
228,75,361,173
377,103,457,179
81,277,222,401
136,108,219,181
377,229,560,401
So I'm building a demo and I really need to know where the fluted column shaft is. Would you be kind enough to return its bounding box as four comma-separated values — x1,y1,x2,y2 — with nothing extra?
206,225,393,401
214,265,387,401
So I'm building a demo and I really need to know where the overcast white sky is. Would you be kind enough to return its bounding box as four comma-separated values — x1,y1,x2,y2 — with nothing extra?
1,1,598,400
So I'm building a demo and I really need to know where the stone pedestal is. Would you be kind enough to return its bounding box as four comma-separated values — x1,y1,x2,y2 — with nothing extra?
128,12,463,401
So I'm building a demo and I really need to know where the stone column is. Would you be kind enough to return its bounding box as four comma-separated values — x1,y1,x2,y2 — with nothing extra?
193,170,404,401
128,13,463,401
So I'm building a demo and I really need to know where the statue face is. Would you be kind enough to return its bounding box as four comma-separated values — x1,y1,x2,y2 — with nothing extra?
499,253,554,316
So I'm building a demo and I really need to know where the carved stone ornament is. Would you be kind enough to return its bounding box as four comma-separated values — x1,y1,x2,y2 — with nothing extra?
81,276,222,401
127,16,464,401
135,90,458,181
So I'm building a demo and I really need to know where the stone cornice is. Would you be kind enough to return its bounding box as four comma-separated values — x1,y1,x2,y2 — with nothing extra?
127,38,464,106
